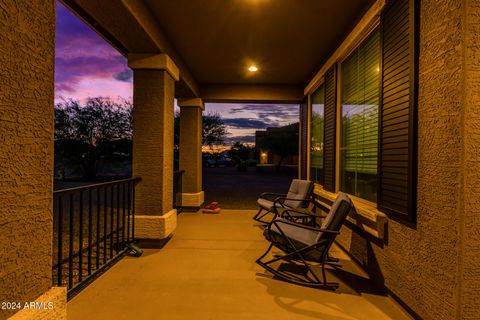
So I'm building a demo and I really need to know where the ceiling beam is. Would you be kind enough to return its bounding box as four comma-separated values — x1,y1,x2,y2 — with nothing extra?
62,0,158,54
121,0,200,98
201,84,303,104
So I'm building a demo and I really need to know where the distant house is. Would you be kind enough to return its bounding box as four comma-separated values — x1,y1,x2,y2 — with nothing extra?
255,123,299,166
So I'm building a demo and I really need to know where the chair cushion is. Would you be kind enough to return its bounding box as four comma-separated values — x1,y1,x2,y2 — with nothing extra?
314,193,352,242
257,198,274,210
284,179,313,208
320,193,351,230
269,193,352,245
269,218,320,246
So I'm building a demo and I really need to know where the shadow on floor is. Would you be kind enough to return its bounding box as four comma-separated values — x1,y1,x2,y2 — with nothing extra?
67,210,410,320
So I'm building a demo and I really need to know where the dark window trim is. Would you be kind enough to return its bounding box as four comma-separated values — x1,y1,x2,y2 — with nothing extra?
300,96,309,180
377,0,418,228
323,65,337,192
309,83,326,186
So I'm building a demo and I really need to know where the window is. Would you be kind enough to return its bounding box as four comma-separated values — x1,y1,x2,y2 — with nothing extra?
300,0,417,225
340,29,380,202
310,85,325,184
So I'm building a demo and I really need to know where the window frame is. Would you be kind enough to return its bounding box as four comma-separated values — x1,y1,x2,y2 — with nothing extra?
309,83,326,186
302,0,418,228
337,25,381,206
306,79,324,182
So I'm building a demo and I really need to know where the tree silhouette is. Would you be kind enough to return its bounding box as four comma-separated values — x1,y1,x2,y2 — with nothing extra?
202,112,228,146
54,97,132,180
230,142,251,163
174,111,228,147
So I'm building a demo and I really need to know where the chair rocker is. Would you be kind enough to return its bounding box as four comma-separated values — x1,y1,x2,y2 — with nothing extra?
253,179,314,224
256,193,352,290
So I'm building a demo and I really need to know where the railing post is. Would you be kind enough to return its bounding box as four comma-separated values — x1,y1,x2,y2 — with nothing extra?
127,181,131,242
110,185,114,259
96,188,100,270
88,189,93,276
116,184,120,252
78,191,83,282
68,194,74,289
103,186,108,265
132,183,136,240
57,196,63,287
122,183,126,245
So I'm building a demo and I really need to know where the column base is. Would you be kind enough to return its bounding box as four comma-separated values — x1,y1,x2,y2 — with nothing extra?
181,191,204,210
9,287,67,320
134,209,177,241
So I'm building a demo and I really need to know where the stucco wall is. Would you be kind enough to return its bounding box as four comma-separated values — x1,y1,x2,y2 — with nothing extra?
0,1,56,319
461,0,480,318
336,1,479,319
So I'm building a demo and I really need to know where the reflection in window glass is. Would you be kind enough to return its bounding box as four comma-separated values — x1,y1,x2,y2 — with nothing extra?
340,29,380,202
310,85,324,184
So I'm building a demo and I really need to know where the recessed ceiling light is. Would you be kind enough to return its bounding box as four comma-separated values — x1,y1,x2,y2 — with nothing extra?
248,65,258,72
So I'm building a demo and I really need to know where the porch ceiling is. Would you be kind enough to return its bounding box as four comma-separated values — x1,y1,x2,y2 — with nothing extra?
143,0,373,85
64,0,375,102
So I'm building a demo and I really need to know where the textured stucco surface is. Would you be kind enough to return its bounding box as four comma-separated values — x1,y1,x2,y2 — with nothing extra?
132,69,175,216
0,1,55,319
461,0,480,318
134,210,177,239
181,191,205,207
9,287,66,320
335,1,480,319
179,106,203,193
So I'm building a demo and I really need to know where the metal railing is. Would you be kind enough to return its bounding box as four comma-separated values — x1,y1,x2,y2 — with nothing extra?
52,177,141,299
173,170,185,212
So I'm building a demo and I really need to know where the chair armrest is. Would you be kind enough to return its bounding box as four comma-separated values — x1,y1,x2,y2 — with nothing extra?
270,197,312,220
282,208,324,218
272,197,311,209
269,218,340,234
258,192,287,201
271,196,305,214
281,208,325,227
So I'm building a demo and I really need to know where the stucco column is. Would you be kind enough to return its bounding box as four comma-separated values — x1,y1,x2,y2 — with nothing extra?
128,53,180,240
0,2,67,319
178,98,205,209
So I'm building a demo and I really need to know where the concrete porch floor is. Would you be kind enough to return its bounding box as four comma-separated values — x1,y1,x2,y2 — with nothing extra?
68,210,411,320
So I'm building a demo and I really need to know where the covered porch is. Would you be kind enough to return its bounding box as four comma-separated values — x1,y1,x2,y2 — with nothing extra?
2,0,480,319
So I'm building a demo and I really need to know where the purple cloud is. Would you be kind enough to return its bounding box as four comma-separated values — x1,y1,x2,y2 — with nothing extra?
114,69,133,82
222,118,271,129
55,1,132,101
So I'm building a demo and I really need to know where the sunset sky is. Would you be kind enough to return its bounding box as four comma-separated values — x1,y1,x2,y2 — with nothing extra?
54,1,298,144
